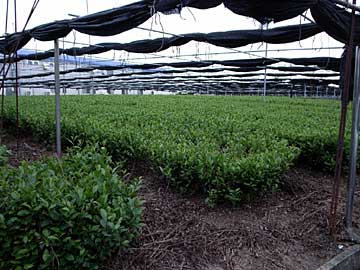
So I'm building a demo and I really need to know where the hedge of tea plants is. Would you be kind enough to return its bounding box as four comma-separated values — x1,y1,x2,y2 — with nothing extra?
3,95,344,204
0,144,142,270
0,144,11,166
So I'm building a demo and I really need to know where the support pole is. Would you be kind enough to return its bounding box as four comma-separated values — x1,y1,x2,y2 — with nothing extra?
345,47,360,231
0,58,6,144
54,39,62,157
14,53,19,140
330,0,357,236
263,23,269,100
14,0,19,152
1,1,9,139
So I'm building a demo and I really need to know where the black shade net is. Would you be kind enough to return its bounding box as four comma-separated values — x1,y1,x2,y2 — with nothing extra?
4,57,340,82
154,0,316,23
311,0,360,45
0,1,152,54
7,77,339,89
0,0,359,55
1,23,322,63
14,71,339,87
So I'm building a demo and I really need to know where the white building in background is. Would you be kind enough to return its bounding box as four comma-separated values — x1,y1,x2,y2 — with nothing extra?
7,60,53,96
1,59,86,96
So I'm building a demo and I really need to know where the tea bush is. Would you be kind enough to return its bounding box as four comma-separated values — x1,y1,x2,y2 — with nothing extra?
0,144,11,166
0,144,142,270
3,95,343,204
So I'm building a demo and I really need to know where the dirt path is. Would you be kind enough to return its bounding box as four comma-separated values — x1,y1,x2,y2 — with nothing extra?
0,132,54,166
109,163,359,270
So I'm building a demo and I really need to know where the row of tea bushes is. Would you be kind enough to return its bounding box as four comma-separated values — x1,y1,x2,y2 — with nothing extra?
3,95,343,204
0,144,142,269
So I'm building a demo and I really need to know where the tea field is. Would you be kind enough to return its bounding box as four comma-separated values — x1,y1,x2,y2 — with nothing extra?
2,96,345,204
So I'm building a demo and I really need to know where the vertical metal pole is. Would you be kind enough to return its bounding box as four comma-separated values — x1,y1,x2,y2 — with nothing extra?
1,58,6,133
54,39,62,157
304,84,307,97
330,0,357,236
263,23,269,100
14,0,19,152
345,47,360,229
0,0,9,141
0,1,9,145
14,54,19,131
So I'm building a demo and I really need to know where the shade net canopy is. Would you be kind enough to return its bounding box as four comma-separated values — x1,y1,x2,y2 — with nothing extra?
1,23,322,63
3,56,341,82
11,71,338,87
154,0,317,23
0,0,359,55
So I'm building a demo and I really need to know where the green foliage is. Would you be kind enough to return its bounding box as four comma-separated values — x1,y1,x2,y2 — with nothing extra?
2,95,343,203
0,144,11,166
0,144,142,270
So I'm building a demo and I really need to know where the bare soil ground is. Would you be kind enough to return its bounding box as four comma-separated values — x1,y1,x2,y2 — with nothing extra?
2,132,359,270
110,163,360,270
1,132,54,166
